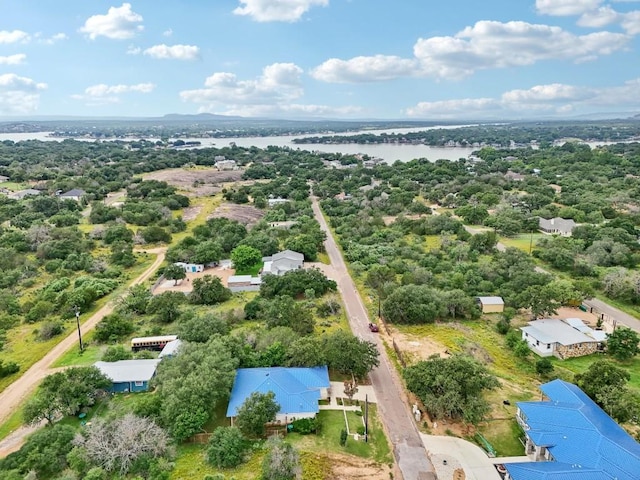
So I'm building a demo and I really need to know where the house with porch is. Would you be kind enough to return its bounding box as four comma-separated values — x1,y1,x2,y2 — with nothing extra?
520,318,606,359
505,379,640,480
226,366,330,424
94,359,161,393
539,217,577,236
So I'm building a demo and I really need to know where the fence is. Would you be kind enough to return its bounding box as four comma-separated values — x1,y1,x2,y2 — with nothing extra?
186,432,212,445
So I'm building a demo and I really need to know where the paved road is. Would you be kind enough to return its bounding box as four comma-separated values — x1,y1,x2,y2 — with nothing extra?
312,197,436,480
0,248,166,456
583,297,640,332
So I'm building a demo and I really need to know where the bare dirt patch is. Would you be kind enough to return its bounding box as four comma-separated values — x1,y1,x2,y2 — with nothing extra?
208,203,264,226
153,264,236,295
180,205,202,222
143,168,244,196
328,452,393,480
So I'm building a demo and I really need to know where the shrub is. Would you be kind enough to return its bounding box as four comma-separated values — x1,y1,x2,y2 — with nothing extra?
535,358,554,376
356,425,365,435
290,417,318,434
206,426,248,469
0,359,19,378
102,345,133,362
495,319,510,335
37,322,64,341
339,429,348,446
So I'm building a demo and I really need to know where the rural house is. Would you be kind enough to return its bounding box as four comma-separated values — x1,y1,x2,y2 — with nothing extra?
94,359,161,393
520,318,606,359
476,296,505,314
60,188,86,202
226,366,330,424
174,261,204,273
538,217,577,236
262,250,304,276
504,379,640,480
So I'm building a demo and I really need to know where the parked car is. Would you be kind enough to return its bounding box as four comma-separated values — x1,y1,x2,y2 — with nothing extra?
368,323,379,332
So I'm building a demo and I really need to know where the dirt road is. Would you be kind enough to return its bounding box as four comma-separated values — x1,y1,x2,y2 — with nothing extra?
0,248,166,453
311,197,436,480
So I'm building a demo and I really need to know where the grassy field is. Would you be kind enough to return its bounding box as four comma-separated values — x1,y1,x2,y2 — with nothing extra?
53,332,104,368
499,233,544,253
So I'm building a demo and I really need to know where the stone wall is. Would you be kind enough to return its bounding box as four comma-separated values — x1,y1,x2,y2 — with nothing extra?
555,342,598,359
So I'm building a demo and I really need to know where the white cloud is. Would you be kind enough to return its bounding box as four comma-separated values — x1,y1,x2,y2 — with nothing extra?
72,82,155,106
163,28,173,37
126,46,142,55
536,0,603,16
313,20,630,83
233,0,329,22
0,30,30,44
311,55,418,83
405,79,640,119
621,10,640,34
0,73,47,114
40,32,68,45
143,44,200,60
180,63,304,109
0,54,27,65
80,3,143,40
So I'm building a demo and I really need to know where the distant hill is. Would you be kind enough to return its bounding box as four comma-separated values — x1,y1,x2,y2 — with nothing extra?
161,113,248,121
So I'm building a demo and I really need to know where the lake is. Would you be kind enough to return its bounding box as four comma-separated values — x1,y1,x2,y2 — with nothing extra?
0,127,628,164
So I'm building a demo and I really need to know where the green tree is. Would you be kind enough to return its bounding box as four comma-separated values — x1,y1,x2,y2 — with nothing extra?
404,355,499,424
191,240,222,265
177,313,229,343
263,296,315,335
535,358,554,376
323,330,379,379
163,263,186,285
147,291,187,323
231,245,262,272
102,345,133,362
234,391,280,438
206,426,248,468
606,327,640,361
94,313,134,343
575,360,630,400
260,436,301,480
190,275,232,305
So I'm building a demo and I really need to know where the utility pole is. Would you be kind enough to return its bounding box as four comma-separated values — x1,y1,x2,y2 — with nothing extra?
364,394,369,443
74,306,84,352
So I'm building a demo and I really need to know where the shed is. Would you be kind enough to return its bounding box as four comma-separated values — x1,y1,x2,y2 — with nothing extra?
94,359,161,393
226,366,330,424
159,339,182,358
476,296,504,313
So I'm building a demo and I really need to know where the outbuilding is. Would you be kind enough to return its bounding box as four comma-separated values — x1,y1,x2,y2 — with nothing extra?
476,296,505,314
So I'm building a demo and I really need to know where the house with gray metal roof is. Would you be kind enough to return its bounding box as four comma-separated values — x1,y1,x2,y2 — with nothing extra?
504,379,640,480
94,359,161,393
521,318,606,359
538,217,577,236
262,250,304,276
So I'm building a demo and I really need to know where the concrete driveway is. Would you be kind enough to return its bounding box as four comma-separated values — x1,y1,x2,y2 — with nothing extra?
421,434,503,480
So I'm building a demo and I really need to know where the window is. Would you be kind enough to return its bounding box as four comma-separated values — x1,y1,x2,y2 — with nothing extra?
547,344,551,349
134,381,143,387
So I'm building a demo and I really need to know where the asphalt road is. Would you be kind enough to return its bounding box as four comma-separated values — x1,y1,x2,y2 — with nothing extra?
312,197,436,480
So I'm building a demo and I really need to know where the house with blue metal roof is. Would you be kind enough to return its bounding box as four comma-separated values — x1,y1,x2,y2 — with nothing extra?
226,366,330,424
504,379,640,480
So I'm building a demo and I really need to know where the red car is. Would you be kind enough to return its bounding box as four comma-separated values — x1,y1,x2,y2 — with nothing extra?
368,323,379,332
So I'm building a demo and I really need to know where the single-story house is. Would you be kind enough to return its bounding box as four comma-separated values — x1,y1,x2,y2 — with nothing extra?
269,221,296,229
539,217,577,236
267,197,289,207
262,250,304,276
0,175,9,182
8,189,41,200
214,159,237,170
520,318,606,359
504,171,525,182
158,339,182,359
228,274,261,292
226,366,330,424
505,379,640,480
94,359,161,393
60,188,86,202
476,296,505,314
174,262,204,273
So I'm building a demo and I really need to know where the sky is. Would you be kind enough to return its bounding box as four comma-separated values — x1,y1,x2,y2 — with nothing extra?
0,0,639,120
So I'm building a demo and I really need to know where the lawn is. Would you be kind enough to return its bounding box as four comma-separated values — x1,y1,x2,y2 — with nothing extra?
53,333,104,367
477,418,524,457
550,354,640,391
234,262,262,276
499,233,544,253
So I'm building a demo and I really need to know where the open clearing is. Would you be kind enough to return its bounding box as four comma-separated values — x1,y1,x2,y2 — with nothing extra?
143,168,244,196
208,202,264,225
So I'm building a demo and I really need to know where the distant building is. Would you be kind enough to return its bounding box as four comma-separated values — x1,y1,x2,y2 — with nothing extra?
60,188,86,202
539,217,577,236
8,189,42,200
267,197,289,207
504,379,640,480
174,262,204,273
0,175,9,182
214,159,237,170
262,250,304,276
158,339,182,359
94,359,161,393
504,170,525,182
476,296,505,314
227,274,261,292
520,318,606,359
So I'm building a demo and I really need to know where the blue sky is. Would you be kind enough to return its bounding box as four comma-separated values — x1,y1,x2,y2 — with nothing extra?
0,0,639,120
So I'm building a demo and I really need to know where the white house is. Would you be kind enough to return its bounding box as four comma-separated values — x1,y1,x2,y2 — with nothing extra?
262,250,304,276
174,262,204,273
214,159,237,170
60,188,86,202
539,217,577,236
267,197,289,207
520,318,606,359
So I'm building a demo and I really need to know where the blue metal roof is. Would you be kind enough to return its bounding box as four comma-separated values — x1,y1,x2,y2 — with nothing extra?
507,379,640,480
226,366,330,418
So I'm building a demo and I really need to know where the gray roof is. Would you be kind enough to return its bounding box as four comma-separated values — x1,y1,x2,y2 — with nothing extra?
9,189,41,199
61,188,86,197
271,250,304,262
521,319,601,346
159,339,182,358
94,359,161,383
539,217,577,234
477,296,504,305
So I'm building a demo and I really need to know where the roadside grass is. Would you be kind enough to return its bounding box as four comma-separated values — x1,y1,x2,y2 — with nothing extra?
0,406,25,442
316,252,330,265
53,332,104,367
499,233,544,253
